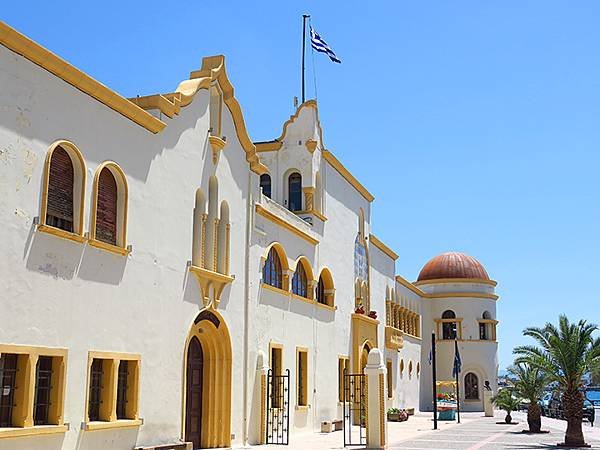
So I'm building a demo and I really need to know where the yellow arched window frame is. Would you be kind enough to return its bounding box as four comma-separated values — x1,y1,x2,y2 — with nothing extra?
291,256,315,300
38,140,87,243
89,161,130,255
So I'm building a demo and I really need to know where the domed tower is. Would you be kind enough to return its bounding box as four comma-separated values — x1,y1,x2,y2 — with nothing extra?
416,252,499,412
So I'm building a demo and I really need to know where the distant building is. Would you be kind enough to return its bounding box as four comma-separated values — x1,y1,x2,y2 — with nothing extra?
0,22,499,450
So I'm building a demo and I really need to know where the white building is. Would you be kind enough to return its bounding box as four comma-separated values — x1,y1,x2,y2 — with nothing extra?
0,22,499,450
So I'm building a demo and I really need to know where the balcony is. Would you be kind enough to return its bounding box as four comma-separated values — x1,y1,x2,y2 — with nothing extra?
255,194,318,245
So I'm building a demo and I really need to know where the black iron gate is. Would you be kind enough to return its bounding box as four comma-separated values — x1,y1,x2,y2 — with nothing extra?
343,369,366,446
266,368,290,445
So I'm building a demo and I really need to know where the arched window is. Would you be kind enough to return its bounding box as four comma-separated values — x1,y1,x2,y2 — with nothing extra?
442,310,457,340
260,174,272,198
95,168,117,244
465,373,479,400
41,141,86,238
90,162,129,250
316,268,334,306
292,263,308,298
46,147,74,232
263,247,282,289
288,172,302,212
417,363,420,379
399,359,404,378
408,361,413,379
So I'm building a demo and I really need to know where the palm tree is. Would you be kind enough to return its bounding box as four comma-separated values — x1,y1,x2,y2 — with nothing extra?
491,388,522,424
508,363,548,432
514,315,600,446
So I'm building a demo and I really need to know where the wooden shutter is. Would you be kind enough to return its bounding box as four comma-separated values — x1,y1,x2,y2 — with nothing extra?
96,168,118,245
46,147,74,232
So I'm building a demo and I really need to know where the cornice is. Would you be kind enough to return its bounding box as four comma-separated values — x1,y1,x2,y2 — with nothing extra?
394,275,498,300
369,234,398,261
322,150,374,202
413,277,497,287
0,21,165,133
394,275,426,297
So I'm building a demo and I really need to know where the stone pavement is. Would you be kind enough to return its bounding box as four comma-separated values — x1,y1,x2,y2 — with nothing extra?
251,410,600,449
390,410,600,450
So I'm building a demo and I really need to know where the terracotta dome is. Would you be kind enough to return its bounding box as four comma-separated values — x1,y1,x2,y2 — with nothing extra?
417,252,489,282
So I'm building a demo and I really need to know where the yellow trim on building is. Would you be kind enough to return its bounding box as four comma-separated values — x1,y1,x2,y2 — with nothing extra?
39,140,87,239
83,351,141,430
322,150,375,202
130,55,268,175
395,275,426,296
295,347,309,407
0,22,165,133
255,204,319,245
0,425,69,439
255,100,325,154
0,344,68,436
426,292,499,300
89,161,130,254
369,234,398,260
182,309,232,448
413,277,497,287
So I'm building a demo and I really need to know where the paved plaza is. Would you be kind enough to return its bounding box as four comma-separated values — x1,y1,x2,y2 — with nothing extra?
253,410,600,449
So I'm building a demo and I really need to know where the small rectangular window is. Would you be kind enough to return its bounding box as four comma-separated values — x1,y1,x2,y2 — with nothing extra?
297,349,308,407
386,360,393,399
479,323,487,340
88,359,104,422
0,354,18,427
87,354,140,426
34,356,53,425
338,357,350,402
116,361,128,419
270,345,283,408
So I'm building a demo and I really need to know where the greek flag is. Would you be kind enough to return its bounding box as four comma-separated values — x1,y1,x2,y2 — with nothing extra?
452,340,462,378
310,27,341,63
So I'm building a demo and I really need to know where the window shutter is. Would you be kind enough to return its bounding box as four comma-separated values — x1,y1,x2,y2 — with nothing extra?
96,168,118,245
46,147,74,232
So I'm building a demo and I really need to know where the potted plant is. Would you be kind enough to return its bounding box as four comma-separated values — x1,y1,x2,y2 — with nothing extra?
368,310,377,319
355,305,365,314
387,408,409,422
491,388,522,424
387,407,401,421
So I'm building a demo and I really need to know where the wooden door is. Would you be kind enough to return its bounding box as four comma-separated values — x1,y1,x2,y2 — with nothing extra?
185,337,203,448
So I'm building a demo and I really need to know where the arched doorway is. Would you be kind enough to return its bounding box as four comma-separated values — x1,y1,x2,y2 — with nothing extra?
184,309,232,448
186,337,203,448
360,341,373,373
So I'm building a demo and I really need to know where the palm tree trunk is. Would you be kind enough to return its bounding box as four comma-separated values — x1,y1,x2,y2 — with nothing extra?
527,401,541,432
563,389,585,446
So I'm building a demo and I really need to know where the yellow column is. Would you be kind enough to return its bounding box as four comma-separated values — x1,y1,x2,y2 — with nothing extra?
213,218,220,271
225,223,231,275
201,213,208,268
12,353,36,427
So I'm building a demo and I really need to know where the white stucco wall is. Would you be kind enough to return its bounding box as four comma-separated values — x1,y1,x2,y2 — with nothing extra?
1,31,498,450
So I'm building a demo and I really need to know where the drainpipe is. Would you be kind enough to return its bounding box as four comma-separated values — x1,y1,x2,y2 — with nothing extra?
242,169,252,446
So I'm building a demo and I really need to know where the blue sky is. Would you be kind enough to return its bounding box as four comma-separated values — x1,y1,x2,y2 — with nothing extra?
4,1,599,369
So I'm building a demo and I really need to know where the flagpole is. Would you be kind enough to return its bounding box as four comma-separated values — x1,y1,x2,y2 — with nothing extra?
455,340,461,424
301,14,310,103
431,332,438,430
